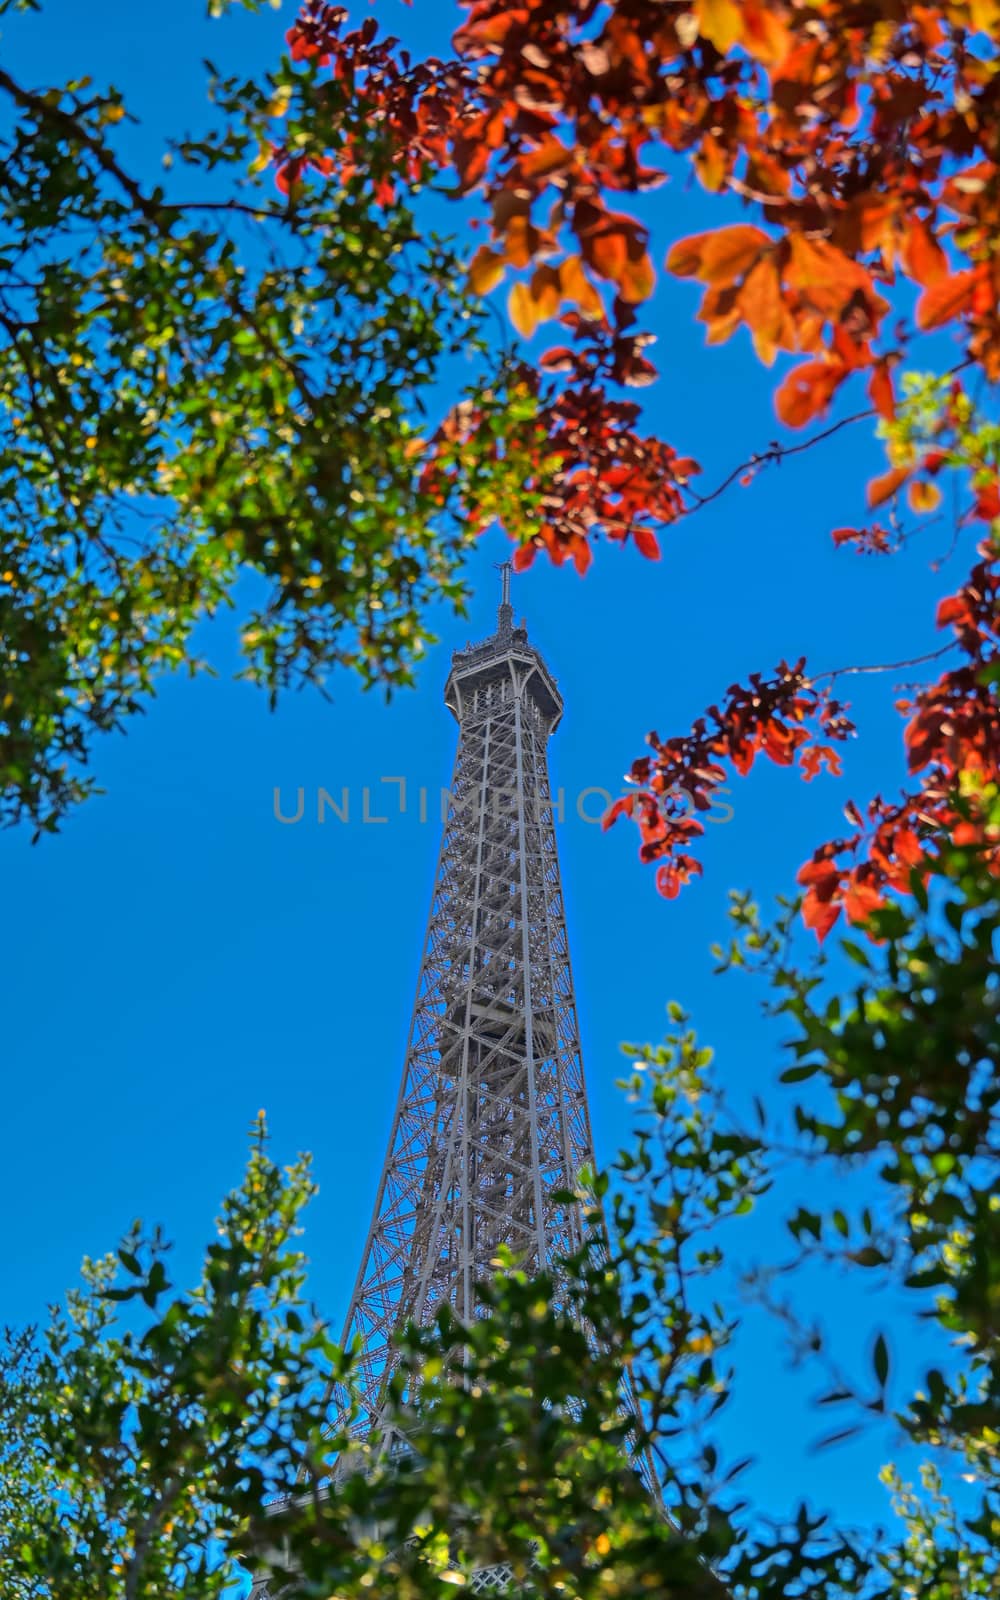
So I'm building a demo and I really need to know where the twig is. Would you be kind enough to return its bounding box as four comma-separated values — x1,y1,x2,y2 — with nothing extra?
687,410,874,512
813,642,956,684
0,67,161,224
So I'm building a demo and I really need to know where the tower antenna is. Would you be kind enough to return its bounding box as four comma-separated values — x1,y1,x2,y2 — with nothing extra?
495,559,514,634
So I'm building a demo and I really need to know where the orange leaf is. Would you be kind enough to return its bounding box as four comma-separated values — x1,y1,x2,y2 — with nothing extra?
586,223,628,284
467,245,505,296
908,479,942,513
503,215,541,270
521,137,574,180
698,224,771,285
775,360,846,428
893,827,923,867
619,246,656,304
571,535,592,575
666,232,711,279
916,269,978,330
530,264,562,322
937,593,967,628
786,233,868,316
699,283,742,345
844,881,884,924
737,255,787,366
508,282,541,338
695,0,743,53
902,218,948,286
867,362,895,421
633,526,661,560
559,255,605,319
866,465,911,508
694,132,727,193
844,192,897,254
740,0,791,67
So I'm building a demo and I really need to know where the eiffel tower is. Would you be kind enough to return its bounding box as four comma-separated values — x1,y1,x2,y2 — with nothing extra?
340,562,596,1435
249,567,600,1596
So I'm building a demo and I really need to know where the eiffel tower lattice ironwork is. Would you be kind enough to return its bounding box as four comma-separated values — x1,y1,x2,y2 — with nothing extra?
340,563,597,1438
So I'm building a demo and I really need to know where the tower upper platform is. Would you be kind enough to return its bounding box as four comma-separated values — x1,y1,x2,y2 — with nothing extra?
443,563,563,734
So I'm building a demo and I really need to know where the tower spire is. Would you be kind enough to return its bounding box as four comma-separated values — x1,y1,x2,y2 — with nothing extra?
496,558,514,638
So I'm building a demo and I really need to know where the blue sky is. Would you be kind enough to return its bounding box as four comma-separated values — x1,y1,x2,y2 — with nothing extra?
0,0,974,1549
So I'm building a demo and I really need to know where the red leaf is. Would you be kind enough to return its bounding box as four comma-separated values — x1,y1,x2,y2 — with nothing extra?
797,858,841,901
633,527,661,561
602,795,636,831
844,881,884,923
775,360,846,428
936,594,967,629
539,346,577,372
867,362,895,421
802,892,841,941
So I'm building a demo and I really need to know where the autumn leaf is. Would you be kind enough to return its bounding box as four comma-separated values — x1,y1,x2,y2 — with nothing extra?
467,245,505,296
530,264,562,322
740,0,791,67
738,256,787,365
798,858,843,941
908,479,942,513
620,245,656,304
867,465,911,507
509,282,541,338
916,269,979,330
520,137,574,180
903,218,948,286
695,0,743,53
844,881,884,923
633,526,661,560
602,795,636,831
585,220,628,285
867,362,895,420
802,892,841,941
775,360,846,427
559,255,605,319
539,346,577,373
666,232,711,279
694,133,727,193
697,225,771,285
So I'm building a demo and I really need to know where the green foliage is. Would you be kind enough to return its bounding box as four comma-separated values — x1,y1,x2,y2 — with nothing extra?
0,25,490,834
0,1116,352,1597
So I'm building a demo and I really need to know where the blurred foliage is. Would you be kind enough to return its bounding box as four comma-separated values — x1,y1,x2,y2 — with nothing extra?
2,818,997,1596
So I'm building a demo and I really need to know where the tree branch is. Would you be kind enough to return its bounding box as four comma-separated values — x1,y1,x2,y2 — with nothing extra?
813,642,957,684
687,409,874,513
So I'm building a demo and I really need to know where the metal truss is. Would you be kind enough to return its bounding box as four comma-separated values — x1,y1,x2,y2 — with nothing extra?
338,576,597,1436
248,577,602,1599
